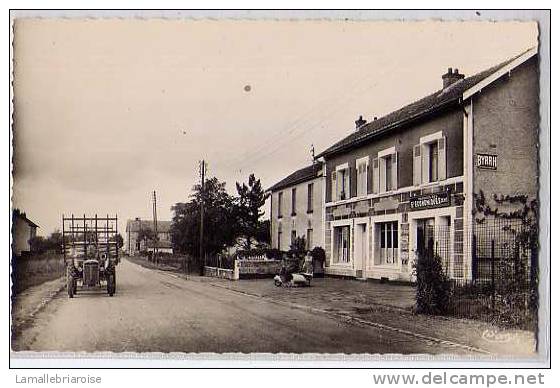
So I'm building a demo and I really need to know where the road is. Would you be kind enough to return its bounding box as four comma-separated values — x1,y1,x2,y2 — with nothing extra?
13,259,475,354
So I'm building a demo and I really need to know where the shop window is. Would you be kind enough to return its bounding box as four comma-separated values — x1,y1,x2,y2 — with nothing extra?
333,225,351,264
376,221,398,265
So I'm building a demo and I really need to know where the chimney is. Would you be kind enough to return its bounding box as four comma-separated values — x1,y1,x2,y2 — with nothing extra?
355,115,367,130
442,67,464,88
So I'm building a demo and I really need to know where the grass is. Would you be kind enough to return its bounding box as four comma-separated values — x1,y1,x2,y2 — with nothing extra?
11,252,65,295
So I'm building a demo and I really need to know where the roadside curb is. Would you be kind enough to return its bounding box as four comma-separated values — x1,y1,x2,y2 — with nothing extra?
12,278,66,336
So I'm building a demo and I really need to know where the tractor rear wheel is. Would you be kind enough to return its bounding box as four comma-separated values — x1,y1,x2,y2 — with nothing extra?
107,272,116,297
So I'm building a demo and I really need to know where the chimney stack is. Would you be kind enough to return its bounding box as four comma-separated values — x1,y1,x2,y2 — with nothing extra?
442,67,464,88
355,115,367,130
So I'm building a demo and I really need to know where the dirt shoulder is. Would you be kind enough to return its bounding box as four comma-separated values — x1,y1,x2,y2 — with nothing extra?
11,276,65,344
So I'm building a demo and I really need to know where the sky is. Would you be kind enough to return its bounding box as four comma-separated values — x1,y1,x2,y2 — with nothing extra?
11,19,538,236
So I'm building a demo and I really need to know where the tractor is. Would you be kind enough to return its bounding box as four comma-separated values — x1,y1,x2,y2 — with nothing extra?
62,215,119,297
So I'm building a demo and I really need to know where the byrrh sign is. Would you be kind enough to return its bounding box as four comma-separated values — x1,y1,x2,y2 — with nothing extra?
410,192,450,211
476,153,497,170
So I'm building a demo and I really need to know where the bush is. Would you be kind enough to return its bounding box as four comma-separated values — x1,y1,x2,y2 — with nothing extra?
309,246,325,264
413,247,451,315
288,236,307,258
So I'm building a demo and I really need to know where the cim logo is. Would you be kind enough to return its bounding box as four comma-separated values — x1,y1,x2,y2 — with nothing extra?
476,153,497,170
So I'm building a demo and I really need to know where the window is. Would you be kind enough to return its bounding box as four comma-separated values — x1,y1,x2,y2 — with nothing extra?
277,192,283,218
356,158,368,197
377,221,398,265
333,226,351,263
291,230,297,246
307,183,314,212
375,148,397,193
429,142,438,182
306,228,313,250
277,224,283,250
384,154,393,191
291,188,297,216
335,166,350,201
415,132,446,185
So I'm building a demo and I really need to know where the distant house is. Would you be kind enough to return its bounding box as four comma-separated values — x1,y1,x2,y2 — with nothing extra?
125,218,173,255
12,209,39,256
267,162,324,252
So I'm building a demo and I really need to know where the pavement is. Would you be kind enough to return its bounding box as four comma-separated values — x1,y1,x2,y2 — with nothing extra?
11,258,537,356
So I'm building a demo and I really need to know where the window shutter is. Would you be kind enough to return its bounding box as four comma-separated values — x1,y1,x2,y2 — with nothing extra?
413,145,421,185
421,144,430,184
330,171,336,202
372,158,379,194
379,157,386,193
346,168,351,199
356,163,363,196
438,136,447,181
392,152,398,190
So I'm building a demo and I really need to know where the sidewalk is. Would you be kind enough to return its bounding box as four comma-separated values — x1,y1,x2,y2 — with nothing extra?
191,276,537,356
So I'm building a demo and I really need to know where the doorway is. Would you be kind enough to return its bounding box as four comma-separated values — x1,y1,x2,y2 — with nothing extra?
355,223,368,278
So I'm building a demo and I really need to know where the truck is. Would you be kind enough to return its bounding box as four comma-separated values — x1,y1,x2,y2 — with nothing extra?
62,215,119,298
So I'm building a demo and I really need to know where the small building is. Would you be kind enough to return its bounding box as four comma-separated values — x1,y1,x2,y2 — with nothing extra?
125,218,173,255
315,47,539,282
12,209,39,256
268,162,324,251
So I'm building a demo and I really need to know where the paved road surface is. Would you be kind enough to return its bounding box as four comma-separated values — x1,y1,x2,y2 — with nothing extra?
13,259,475,354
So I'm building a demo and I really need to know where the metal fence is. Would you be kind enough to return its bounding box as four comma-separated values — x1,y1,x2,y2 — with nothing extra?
417,219,538,329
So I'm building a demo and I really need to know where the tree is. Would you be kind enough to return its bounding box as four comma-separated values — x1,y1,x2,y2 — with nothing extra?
110,233,124,250
136,227,157,248
171,177,237,260
234,174,269,250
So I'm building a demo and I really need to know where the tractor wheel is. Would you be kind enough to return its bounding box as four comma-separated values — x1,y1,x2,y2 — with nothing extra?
107,272,116,297
67,270,75,298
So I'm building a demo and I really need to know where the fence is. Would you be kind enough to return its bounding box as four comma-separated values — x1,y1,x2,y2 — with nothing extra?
418,219,538,329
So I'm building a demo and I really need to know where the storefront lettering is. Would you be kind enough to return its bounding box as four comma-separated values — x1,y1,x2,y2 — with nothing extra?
410,193,450,210
476,153,497,170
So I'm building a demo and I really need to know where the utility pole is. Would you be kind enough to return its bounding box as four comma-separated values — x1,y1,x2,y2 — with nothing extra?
199,160,206,275
152,190,158,264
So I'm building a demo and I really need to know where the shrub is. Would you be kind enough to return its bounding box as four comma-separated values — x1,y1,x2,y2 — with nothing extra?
413,247,451,315
309,246,325,263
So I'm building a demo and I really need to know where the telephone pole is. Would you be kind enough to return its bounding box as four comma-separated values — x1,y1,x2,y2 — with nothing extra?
199,160,206,275
152,190,158,263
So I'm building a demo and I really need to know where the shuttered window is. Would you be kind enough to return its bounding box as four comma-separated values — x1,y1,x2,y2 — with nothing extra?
356,158,369,197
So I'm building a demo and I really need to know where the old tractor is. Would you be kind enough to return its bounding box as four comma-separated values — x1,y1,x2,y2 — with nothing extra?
62,215,119,297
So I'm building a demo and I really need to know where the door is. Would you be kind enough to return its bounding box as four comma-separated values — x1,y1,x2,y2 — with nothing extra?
416,218,435,262
361,224,368,273
355,223,368,277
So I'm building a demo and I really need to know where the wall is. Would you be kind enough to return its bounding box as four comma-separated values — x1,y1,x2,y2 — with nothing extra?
270,174,324,251
472,57,539,216
13,217,34,255
325,108,463,203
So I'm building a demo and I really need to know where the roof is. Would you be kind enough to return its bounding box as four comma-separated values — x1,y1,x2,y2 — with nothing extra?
126,219,172,233
316,48,537,159
12,209,39,228
267,162,323,192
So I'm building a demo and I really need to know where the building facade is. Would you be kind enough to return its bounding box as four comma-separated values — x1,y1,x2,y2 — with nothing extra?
315,48,539,282
12,209,39,256
268,163,324,252
125,218,173,255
